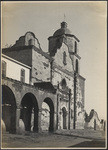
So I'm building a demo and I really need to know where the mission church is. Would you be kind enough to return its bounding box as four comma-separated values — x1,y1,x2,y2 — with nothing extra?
2,21,86,133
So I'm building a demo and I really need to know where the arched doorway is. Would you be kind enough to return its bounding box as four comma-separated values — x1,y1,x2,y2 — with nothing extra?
41,98,54,132
41,102,50,131
2,85,16,133
62,107,67,129
20,93,39,132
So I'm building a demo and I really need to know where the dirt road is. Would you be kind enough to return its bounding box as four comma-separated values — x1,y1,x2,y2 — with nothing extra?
2,132,92,148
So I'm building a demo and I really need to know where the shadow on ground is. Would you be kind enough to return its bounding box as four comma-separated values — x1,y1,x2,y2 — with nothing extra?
69,140,105,147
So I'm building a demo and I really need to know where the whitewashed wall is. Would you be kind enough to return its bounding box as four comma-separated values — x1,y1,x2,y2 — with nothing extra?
2,55,30,84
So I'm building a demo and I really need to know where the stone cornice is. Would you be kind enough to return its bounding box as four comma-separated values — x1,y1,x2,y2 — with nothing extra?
69,52,81,59
48,34,80,42
52,63,85,80
2,76,35,88
77,74,86,81
2,76,56,94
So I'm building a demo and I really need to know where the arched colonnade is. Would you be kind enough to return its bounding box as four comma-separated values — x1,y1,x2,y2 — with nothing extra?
2,84,56,133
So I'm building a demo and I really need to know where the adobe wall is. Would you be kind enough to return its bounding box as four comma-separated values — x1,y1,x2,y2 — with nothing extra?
31,48,51,83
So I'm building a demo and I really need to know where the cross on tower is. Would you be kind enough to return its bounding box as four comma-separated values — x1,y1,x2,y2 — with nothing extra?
64,14,66,22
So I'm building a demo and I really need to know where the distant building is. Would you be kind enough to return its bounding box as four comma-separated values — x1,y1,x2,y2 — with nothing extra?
2,22,85,133
84,109,105,131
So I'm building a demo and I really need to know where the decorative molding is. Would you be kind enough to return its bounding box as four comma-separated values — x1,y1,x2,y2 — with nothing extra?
69,52,81,59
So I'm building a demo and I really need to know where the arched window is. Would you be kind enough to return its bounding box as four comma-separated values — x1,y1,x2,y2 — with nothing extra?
28,39,35,46
62,107,67,129
76,59,79,73
75,41,77,53
20,69,25,82
61,79,67,89
63,51,67,65
71,109,74,119
2,60,7,77
29,39,32,45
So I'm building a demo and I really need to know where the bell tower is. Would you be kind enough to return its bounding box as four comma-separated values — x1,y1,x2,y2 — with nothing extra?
48,21,81,74
48,21,85,130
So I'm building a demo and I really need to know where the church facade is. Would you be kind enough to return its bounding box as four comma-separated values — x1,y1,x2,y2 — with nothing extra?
2,22,85,133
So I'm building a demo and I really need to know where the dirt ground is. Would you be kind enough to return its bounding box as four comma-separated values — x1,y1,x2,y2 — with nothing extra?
2,132,93,148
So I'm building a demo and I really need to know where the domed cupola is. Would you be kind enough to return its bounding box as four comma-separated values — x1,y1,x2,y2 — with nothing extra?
48,21,80,57
53,22,72,37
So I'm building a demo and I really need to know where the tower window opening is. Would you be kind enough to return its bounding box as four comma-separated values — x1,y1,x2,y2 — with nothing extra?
2,60,7,77
71,109,74,119
61,79,67,89
20,69,25,82
75,41,77,53
63,51,67,65
76,59,79,73
28,39,35,46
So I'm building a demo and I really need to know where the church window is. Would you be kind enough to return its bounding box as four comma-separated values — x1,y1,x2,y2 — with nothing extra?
29,39,32,45
2,60,7,77
76,59,79,73
61,78,67,89
20,69,25,82
75,41,77,53
28,39,35,46
63,51,67,65
71,109,74,119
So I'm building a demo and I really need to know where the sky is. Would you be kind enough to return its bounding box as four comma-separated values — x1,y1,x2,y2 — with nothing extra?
1,1,107,120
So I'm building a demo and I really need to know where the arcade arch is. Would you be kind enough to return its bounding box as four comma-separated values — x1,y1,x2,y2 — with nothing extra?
62,107,67,129
2,85,16,133
20,93,39,132
41,98,54,132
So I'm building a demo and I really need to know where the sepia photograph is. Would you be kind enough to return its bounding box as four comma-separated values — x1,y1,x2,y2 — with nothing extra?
1,1,107,149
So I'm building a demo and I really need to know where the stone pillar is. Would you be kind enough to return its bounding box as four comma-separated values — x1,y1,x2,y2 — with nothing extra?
66,111,68,129
59,110,62,129
33,110,38,132
54,112,57,132
38,109,42,133
16,107,21,134
59,99,62,129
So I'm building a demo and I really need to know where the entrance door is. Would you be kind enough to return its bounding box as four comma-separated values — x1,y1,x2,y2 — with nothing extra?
62,107,67,129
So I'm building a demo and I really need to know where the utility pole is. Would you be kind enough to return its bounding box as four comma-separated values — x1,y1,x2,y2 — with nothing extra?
73,72,77,129
68,89,71,130
56,82,59,130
